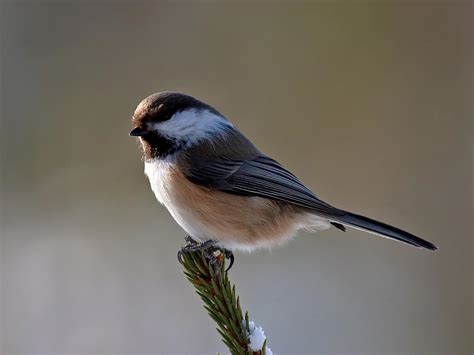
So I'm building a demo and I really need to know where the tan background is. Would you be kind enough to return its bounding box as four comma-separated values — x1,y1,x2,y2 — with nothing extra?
1,1,473,354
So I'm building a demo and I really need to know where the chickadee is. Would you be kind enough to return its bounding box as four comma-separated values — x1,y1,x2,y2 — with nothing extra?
130,92,437,257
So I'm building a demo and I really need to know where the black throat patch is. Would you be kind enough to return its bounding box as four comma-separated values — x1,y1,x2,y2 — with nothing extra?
140,131,182,159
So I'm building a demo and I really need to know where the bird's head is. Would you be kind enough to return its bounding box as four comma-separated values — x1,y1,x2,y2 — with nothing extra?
130,92,233,160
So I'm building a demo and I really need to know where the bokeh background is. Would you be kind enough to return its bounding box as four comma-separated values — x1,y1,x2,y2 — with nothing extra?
1,1,473,354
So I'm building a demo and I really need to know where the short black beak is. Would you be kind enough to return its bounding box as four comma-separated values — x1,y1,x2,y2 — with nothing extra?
129,127,147,136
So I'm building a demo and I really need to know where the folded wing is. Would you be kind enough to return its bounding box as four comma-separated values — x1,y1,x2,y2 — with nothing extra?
183,153,437,251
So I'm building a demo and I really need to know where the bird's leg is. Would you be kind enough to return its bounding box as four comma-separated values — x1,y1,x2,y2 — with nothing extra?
184,235,198,245
177,237,217,264
177,235,234,273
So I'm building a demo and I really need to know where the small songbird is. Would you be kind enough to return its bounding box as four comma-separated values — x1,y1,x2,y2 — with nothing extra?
130,92,437,261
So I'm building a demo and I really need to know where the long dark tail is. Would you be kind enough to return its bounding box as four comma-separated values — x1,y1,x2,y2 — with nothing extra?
330,211,437,251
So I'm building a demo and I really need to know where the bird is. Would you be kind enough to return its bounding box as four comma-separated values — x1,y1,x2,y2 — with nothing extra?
130,92,437,266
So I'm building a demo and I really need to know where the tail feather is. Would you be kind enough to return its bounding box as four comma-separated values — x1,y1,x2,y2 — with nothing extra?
332,211,437,251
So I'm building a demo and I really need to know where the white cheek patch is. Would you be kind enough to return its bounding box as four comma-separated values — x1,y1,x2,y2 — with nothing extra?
152,108,233,145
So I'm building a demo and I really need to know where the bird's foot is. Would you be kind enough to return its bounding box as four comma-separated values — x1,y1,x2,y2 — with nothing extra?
203,246,234,274
177,237,216,263
184,235,197,245
177,236,234,273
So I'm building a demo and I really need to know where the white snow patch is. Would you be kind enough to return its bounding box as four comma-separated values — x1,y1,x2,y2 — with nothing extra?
244,320,273,355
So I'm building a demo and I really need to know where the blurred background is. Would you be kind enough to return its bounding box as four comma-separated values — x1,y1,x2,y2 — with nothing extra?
1,1,472,354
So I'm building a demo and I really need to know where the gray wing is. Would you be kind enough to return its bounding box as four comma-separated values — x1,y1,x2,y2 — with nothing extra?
184,155,343,216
